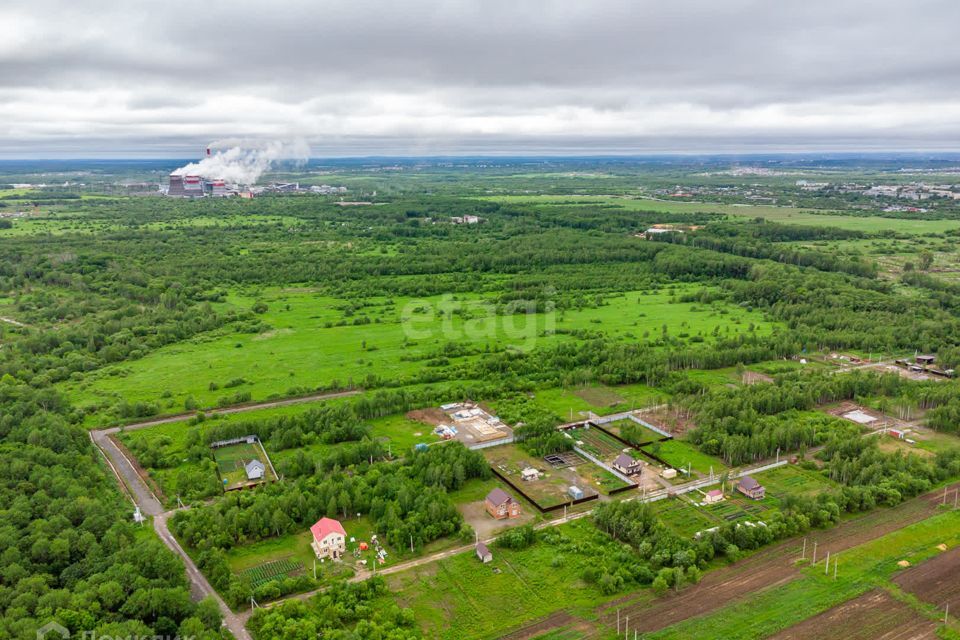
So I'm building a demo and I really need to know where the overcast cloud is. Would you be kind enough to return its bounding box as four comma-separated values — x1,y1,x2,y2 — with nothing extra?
1,0,959,156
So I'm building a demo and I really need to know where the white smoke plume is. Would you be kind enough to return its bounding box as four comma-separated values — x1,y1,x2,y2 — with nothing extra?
172,139,310,185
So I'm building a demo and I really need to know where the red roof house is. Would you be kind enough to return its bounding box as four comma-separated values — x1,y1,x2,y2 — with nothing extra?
310,517,347,560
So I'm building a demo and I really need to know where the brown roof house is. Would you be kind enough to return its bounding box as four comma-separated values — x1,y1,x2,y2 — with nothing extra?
737,476,765,500
612,452,643,476
485,488,522,520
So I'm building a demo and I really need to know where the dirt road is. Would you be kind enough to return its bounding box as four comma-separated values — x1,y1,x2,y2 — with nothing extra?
99,388,363,435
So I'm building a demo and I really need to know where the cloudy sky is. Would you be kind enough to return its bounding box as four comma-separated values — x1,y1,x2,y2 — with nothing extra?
2,0,959,157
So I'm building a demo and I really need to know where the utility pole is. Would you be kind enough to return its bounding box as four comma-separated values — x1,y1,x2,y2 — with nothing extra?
812,541,818,565
313,558,316,580
824,551,830,575
834,557,838,580
801,538,806,560
625,616,629,640
617,609,620,634
410,534,414,554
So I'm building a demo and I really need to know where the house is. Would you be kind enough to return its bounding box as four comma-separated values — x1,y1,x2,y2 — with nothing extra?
888,429,905,440
245,459,265,481
568,485,584,500
476,542,492,563
704,489,724,504
485,488,522,520
310,517,347,560
521,467,540,482
612,452,643,476
737,476,766,500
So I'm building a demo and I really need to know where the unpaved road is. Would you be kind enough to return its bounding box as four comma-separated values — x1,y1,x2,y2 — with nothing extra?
100,388,363,435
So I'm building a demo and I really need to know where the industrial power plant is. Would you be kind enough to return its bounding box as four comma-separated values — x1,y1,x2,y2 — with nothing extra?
166,174,234,197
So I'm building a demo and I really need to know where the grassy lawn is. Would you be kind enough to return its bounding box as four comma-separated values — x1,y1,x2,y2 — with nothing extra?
647,439,728,476
753,464,840,502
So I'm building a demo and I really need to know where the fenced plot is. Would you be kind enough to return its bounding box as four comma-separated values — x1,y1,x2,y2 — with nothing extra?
651,498,720,537
566,426,628,461
484,444,600,509
241,557,304,588
212,439,277,491
544,451,585,468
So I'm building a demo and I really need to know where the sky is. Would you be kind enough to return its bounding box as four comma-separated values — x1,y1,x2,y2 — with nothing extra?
1,0,959,157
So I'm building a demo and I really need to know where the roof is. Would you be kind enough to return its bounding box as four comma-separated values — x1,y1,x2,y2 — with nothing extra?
310,517,346,541
486,488,512,506
739,476,762,490
246,459,264,472
614,453,638,468
706,489,723,497
476,542,491,556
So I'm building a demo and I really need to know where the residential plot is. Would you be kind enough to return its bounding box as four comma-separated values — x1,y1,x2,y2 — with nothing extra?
651,497,720,538
647,439,727,476
753,465,840,501
483,444,602,508
212,437,277,491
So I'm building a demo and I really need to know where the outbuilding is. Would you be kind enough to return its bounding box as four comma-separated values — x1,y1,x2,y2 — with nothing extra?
476,542,493,563
245,459,265,481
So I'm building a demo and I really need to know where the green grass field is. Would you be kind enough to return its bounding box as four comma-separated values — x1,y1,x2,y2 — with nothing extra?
66,285,771,424
485,195,960,234
647,439,728,476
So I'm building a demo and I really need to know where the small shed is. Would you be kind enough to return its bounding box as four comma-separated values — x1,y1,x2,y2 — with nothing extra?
568,485,584,500
661,468,678,479
245,459,265,481
704,489,724,504
476,542,492,563
916,355,936,365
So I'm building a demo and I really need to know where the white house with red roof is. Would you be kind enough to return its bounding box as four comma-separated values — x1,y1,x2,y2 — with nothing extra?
310,517,347,560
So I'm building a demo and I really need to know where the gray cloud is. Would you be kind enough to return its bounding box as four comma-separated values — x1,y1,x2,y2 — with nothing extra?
1,0,959,156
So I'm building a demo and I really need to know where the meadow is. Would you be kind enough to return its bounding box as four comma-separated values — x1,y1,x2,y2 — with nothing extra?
66,284,772,425
485,194,960,234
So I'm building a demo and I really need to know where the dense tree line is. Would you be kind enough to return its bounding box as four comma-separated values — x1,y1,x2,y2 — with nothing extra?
0,380,223,639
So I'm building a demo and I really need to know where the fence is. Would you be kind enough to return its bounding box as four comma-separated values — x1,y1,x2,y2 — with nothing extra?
488,465,598,513
468,436,515,451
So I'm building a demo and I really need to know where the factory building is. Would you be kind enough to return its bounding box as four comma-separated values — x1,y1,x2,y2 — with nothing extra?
166,174,232,197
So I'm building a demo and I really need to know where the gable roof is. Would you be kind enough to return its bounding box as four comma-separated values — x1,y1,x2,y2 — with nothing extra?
739,476,761,490
486,488,512,507
614,453,638,468
245,459,265,472
310,517,346,541
706,489,723,498
476,542,490,557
